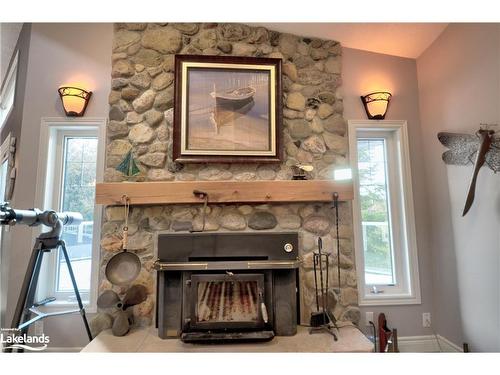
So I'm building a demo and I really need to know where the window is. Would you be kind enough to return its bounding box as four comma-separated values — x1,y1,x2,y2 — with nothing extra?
35,119,106,309
0,51,19,128
348,120,421,305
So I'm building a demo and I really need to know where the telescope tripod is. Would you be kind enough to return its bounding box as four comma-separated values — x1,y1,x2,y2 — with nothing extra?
11,233,93,343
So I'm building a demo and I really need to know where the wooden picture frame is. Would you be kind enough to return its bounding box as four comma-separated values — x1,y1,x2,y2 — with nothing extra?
173,55,282,163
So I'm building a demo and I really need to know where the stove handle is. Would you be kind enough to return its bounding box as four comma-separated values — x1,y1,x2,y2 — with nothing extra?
259,290,269,324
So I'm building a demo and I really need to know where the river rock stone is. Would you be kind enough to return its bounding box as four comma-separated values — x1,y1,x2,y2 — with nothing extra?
311,47,328,60
146,168,174,181
172,23,200,35
256,167,276,180
112,60,134,78
154,87,174,111
128,123,155,144
109,106,125,121
107,139,132,156
283,62,298,81
112,78,129,89
302,135,326,154
108,121,129,139
323,114,346,135
144,109,164,127
232,42,257,56
218,23,250,41
286,92,306,111
323,132,347,154
130,48,162,67
279,34,297,56
310,117,324,133
277,214,301,229
139,152,166,167
141,27,182,54
287,119,311,139
121,87,140,100
132,90,156,113
325,57,341,74
220,212,246,230
127,232,153,251
113,30,141,52
199,167,232,181
248,211,277,230
126,111,143,124
303,215,331,235
318,103,334,119
130,72,151,89
152,72,174,90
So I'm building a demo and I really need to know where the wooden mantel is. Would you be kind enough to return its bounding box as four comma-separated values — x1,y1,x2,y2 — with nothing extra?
95,180,354,206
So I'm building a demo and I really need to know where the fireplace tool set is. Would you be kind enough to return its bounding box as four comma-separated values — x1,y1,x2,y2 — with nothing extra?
309,192,343,341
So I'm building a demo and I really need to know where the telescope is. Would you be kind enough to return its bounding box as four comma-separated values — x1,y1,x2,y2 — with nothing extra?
0,202,82,238
1,202,92,347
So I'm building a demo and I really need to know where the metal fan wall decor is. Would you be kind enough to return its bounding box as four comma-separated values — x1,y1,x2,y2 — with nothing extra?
438,126,499,216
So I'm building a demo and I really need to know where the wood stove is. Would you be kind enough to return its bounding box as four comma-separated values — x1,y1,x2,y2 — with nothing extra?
155,232,299,343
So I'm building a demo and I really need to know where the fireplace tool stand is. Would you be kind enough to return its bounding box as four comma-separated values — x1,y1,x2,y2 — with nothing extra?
309,237,338,341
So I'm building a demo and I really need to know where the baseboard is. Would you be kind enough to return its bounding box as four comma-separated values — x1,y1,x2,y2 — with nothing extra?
398,335,462,353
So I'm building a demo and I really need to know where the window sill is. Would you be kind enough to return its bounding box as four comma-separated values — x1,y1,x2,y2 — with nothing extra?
37,300,97,314
359,295,421,306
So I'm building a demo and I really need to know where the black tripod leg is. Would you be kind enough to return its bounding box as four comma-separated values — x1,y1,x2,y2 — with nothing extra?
11,240,44,332
59,241,93,341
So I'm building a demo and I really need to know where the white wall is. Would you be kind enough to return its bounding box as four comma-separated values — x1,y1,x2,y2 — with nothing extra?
6,23,112,348
417,23,500,351
342,47,435,338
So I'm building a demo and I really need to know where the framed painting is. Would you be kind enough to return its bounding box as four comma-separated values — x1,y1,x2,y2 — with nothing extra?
173,55,282,163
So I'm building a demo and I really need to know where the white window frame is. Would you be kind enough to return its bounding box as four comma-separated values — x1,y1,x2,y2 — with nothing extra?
34,117,106,312
0,51,19,129
0,133,13,327
348,120,421,306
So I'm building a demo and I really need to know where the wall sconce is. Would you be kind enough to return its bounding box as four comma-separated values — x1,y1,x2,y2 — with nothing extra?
58,86,92,117
360,91,392,120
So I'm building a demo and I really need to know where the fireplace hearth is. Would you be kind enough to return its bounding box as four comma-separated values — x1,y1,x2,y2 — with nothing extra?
155,232,299,343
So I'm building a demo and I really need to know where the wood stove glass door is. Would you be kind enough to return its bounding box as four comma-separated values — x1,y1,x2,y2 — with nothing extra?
190,273,266,330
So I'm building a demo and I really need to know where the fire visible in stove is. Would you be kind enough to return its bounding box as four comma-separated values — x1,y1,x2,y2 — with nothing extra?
197,280,259,323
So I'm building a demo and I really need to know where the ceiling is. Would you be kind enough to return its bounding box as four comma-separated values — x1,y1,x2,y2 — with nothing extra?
252,23,448,59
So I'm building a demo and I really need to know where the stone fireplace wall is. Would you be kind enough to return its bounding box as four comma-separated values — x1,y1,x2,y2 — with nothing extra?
99,23,359,328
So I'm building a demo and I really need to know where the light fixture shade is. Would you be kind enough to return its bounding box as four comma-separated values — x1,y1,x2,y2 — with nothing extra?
58,86,92,117
360,91,392,120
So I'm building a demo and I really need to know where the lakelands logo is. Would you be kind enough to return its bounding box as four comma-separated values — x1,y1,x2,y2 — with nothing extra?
1,328,50,351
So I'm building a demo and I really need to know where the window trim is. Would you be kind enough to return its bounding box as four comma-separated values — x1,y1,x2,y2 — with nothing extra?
34,117,106,312
0,51,19,129
348,120,421,306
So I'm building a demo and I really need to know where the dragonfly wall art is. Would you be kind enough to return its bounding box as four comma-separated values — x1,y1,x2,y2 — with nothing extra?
438,126,500,216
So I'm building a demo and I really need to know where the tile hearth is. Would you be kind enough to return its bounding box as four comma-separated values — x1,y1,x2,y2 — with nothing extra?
81,325,373,353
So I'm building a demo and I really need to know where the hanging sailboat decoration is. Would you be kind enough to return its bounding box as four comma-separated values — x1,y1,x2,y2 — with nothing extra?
115,150,141,177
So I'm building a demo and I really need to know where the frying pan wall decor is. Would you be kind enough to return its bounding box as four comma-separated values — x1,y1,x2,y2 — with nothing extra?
105,195,142,285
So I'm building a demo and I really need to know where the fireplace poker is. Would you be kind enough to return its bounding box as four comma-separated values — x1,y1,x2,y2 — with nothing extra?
309,237,338,340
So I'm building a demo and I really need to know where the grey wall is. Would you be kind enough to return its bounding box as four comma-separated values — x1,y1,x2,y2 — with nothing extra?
0,23,23,85
0,24,31,143
342,47,435,337
5,23,113,348
417,23,500,351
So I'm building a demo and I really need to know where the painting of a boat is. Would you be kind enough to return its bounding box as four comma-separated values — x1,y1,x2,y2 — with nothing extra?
210,86,256,108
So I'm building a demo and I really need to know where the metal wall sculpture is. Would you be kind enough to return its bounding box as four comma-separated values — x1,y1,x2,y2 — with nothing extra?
438,126,499,216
